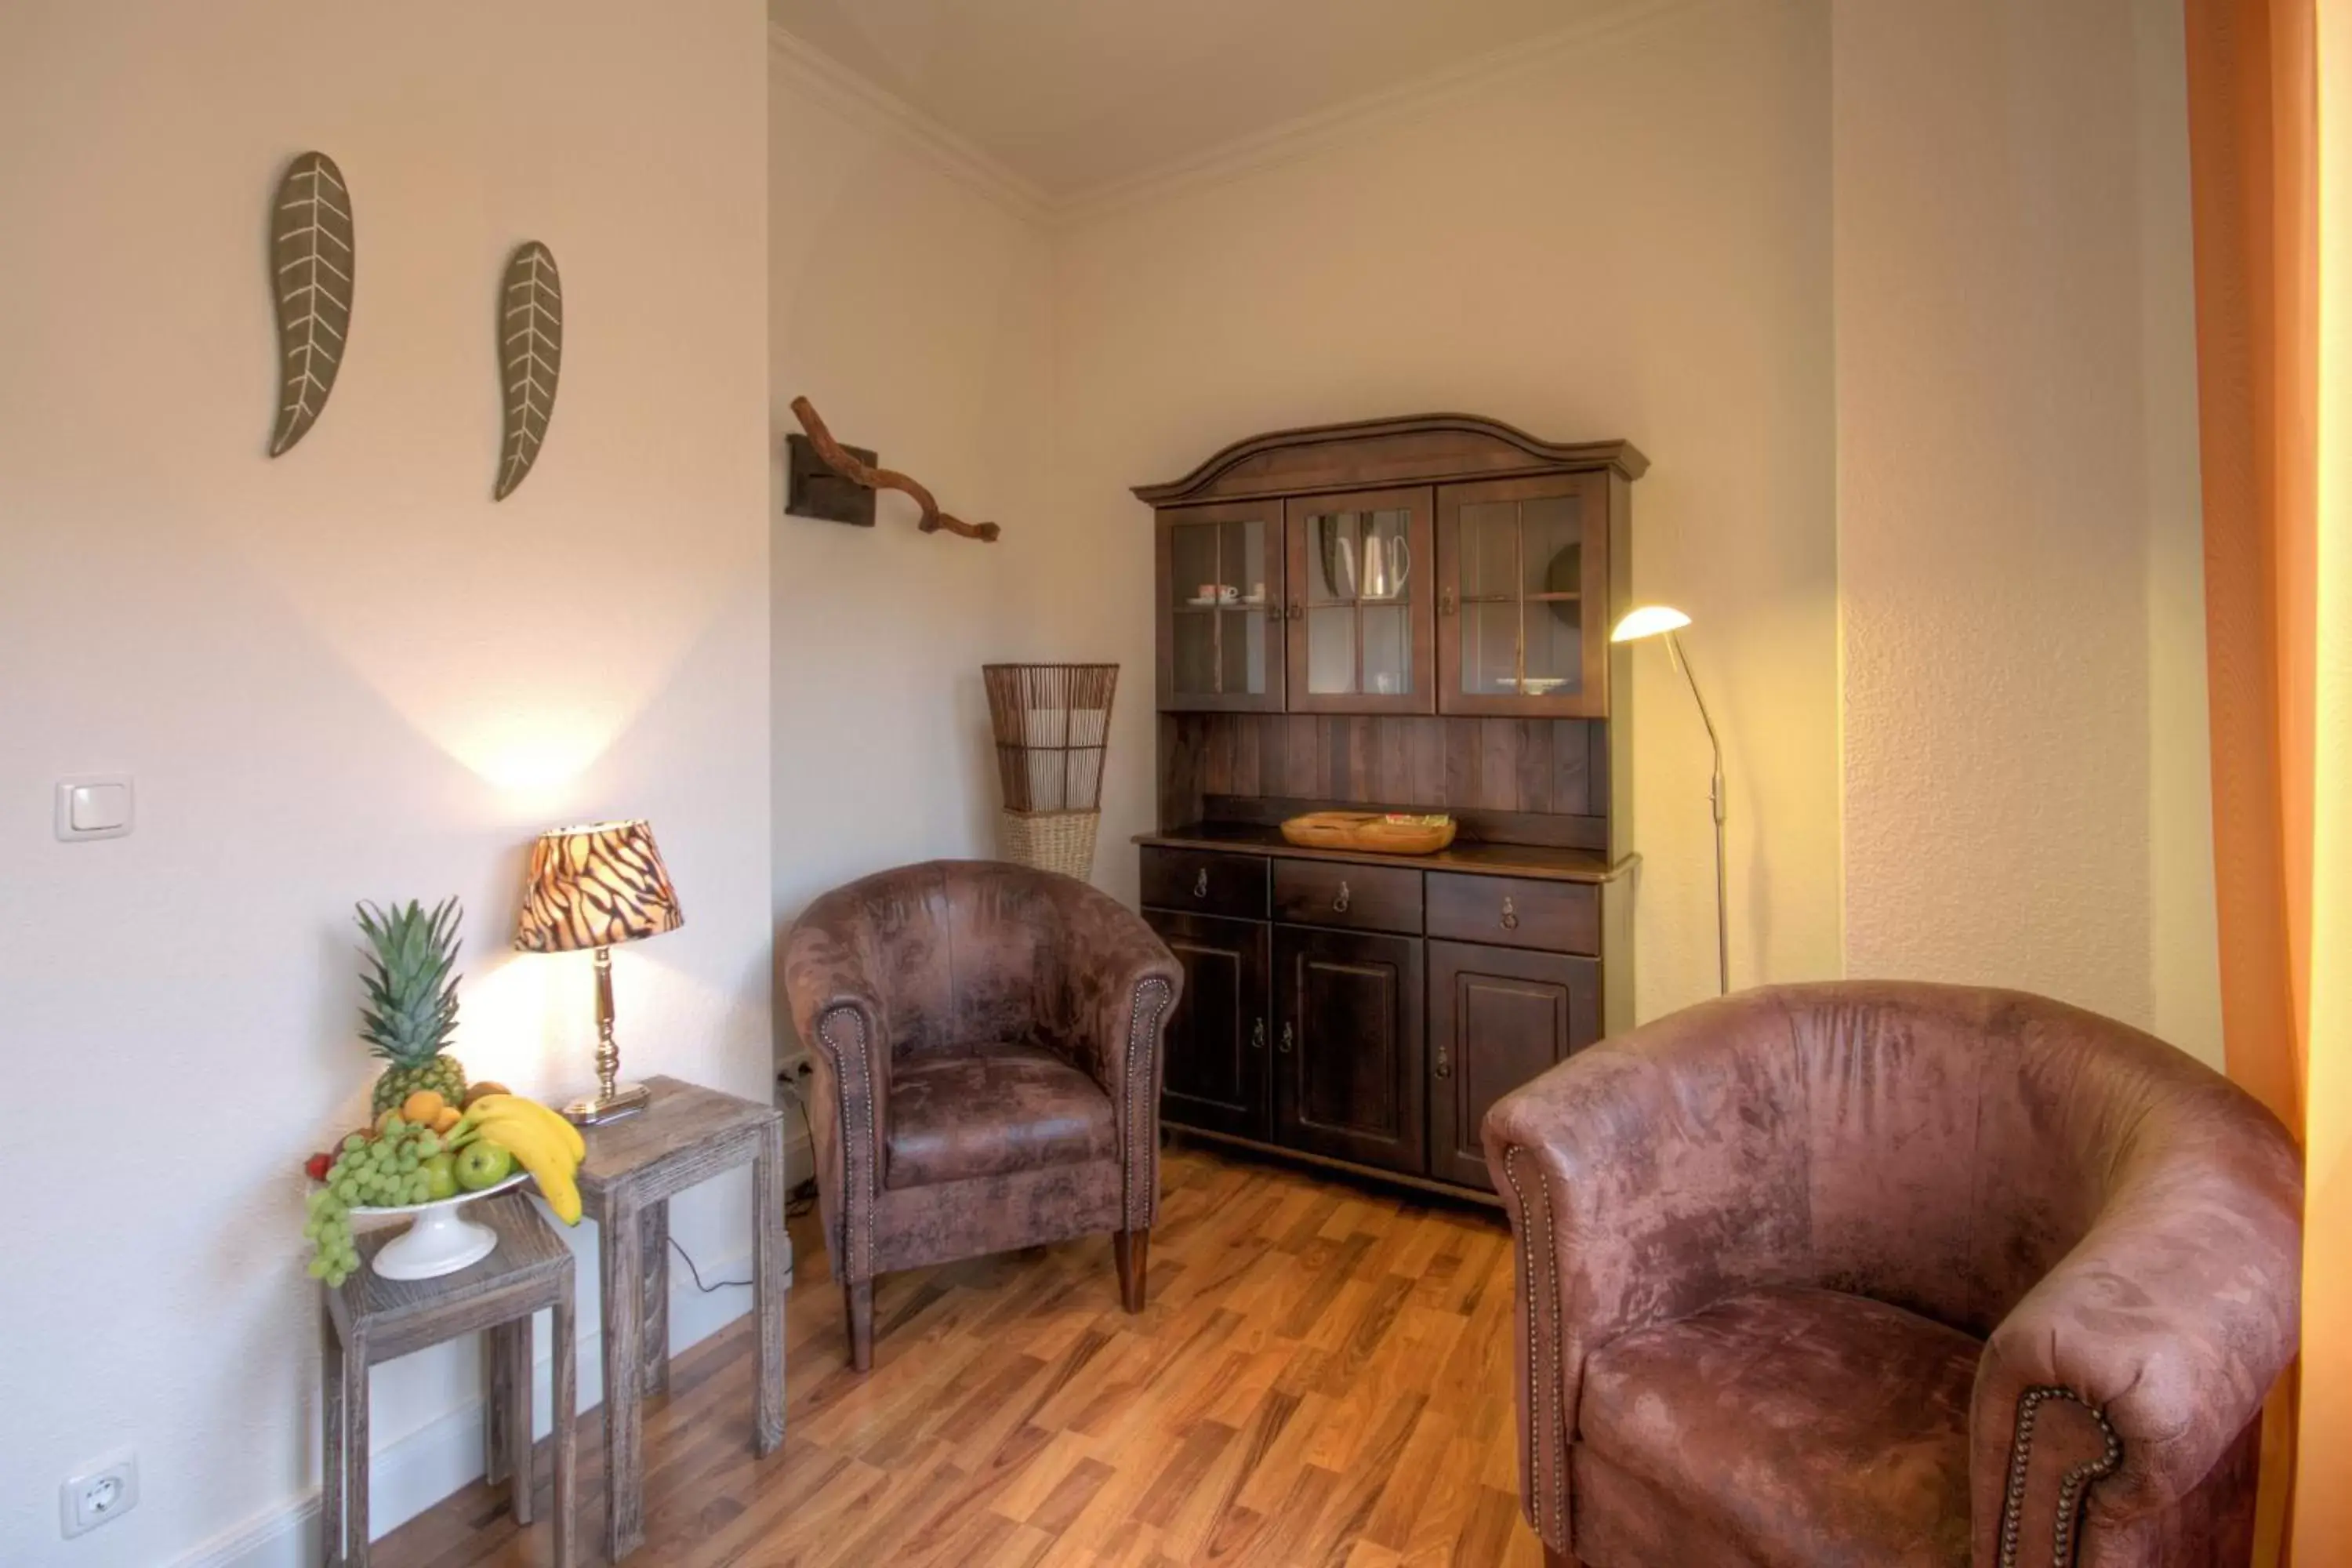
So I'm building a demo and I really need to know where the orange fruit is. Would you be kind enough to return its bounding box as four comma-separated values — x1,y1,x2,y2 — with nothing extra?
401,1090,448,1125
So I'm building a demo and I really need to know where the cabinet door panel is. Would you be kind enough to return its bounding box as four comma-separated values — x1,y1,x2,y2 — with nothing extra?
1436,474,1610,717
1273,926,1425,1174
1428,941,1599,1189
1145,910,1270,1139
1156,502,1285,712
1283,488,1436,714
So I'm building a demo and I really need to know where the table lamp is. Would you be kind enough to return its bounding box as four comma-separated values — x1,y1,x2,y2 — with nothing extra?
514,819,683,1124
1610,606,1729,996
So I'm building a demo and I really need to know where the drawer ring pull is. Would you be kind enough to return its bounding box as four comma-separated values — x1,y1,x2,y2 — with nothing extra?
1501,896,1519,931
1334,880,1352,914
1193,868,1210,898
1434,1039,1451,1080
1279,1022,1295,1054
1251,1018,1265,1051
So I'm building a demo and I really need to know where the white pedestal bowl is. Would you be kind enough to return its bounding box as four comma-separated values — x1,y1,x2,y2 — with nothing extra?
350,1173,531,1281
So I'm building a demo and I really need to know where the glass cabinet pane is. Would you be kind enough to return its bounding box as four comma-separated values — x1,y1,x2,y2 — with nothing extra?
1452,492,1585,700
1167,514,1272,702
1521,494,1584,695
1299,504,1417,698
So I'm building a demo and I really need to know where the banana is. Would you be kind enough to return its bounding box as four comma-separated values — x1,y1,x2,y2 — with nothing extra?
470,1094,584,1162
460,1094,584,1225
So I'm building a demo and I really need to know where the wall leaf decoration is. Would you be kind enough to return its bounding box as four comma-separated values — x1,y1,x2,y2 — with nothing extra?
267,151,354,457
493,241,562,499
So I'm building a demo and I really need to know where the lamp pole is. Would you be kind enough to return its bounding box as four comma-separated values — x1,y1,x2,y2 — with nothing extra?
1664,629,1729,996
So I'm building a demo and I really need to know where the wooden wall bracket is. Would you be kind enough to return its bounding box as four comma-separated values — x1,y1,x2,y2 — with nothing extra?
786,433,877,526
784,396,1000,542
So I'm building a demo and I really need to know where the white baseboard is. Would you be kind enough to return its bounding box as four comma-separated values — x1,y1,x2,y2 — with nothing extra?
174,1237,779,1568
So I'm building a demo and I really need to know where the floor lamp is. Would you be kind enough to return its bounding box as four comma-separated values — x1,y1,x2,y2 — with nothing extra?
1610,605,1728,996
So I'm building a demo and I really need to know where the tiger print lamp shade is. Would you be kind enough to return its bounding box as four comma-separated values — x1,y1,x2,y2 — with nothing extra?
514,820,683,953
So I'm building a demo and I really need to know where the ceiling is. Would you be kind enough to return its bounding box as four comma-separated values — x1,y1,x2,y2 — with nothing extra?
767,0,1614,205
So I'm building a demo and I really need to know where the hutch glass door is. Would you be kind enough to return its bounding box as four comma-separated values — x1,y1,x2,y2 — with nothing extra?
1157,500,1284,711
1437,474,1608,717
1283,487,1435,714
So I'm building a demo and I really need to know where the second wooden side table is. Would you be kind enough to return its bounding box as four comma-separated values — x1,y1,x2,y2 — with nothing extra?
487,1075,789,1561
327,1193,576,1568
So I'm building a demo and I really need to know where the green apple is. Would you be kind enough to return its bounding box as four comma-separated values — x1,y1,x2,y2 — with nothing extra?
454,1141,514,1192
421,1152,459,1201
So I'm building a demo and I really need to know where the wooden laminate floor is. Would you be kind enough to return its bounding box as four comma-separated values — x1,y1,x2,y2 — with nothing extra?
377,1142,1540,1567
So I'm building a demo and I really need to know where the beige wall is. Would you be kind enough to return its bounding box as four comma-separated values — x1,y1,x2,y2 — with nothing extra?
1831,0,2222,1061
767,47,1057,956
1042,0,1843,1016
0,2,771,1562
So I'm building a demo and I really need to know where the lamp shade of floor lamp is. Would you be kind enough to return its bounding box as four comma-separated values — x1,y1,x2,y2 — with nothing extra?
1610,607,1729,996
514,818,683,1123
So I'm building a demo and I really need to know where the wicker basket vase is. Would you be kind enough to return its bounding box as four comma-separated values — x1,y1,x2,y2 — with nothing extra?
996,808,1103,880
984,663,1118,880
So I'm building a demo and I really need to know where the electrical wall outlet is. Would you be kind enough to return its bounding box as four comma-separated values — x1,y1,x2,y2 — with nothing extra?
60,1450,137,1537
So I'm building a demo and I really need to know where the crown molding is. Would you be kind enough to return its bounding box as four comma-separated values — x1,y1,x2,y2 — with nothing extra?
1053,0,1712,225
768,0,1711,231
766,24,1051,223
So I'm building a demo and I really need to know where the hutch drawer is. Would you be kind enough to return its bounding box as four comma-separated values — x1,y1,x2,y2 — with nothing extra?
1140,845,1269,920
1425,873,1599,956
1272,858,1423,935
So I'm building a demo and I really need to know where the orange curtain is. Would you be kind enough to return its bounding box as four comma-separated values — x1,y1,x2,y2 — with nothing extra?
2183,0,2319,1560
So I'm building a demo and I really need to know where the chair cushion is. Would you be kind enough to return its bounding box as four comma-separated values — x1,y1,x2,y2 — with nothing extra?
1577,1285,1977,1568
884,1043,1117,1190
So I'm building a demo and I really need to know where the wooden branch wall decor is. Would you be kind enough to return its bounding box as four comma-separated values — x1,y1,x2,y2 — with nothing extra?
267,151,354,456
787,396,1001,542
493,241,562,499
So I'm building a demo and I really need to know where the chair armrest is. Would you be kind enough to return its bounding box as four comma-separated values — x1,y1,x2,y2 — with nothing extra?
1031,877,1181,1231
1480,992,1815,1553
781,900,891,1284
1969,1090,2300,1561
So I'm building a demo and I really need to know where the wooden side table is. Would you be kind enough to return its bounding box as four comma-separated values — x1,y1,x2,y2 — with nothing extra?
322,1193,575,1568
505,1075,788,1561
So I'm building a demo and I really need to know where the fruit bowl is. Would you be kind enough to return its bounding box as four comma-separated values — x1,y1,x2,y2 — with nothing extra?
348,1172,529,1280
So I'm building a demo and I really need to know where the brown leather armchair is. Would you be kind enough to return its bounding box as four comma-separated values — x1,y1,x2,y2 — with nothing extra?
1483,982,2301,1568
782,860,1181,1370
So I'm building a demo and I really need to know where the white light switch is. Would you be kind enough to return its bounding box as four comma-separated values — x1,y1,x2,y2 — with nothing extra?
56,775,133,840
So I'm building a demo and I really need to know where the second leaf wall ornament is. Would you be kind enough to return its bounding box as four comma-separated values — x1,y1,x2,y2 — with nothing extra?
267,151,354,456
494,241,562,499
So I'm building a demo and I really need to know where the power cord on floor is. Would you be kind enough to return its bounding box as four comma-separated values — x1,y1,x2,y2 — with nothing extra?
664,1073,823,1295
779,1067,819,1221
670,1234,752,1293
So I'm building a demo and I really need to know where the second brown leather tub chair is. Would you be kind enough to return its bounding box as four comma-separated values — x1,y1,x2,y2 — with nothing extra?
783,860,1182,1370
1484,982,2301,1568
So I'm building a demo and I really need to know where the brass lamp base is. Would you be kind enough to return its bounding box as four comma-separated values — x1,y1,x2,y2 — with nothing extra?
564,945,652,1125
562,1081,651,1126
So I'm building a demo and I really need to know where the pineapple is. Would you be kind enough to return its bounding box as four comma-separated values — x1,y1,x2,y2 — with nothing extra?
355,898,469,1115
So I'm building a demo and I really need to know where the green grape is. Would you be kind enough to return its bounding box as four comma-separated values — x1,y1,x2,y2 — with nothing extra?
415,1132,441,1158
342,1134,365,1154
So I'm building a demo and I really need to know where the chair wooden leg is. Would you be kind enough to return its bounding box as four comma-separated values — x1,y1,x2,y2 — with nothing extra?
844,1277,874,1372
1114,1229,1149,1312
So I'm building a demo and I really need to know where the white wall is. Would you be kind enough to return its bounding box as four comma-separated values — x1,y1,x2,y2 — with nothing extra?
1042,0,1843,1015
0,3,771,1563
766,43,1058,975
1831,0,2222,1059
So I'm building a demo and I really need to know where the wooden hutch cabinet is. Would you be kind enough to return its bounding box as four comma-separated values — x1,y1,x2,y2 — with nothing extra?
1134,414,1646,1196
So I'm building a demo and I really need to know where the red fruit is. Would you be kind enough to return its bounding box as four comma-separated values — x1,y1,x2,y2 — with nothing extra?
305,1152,333,1182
